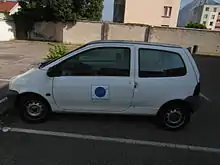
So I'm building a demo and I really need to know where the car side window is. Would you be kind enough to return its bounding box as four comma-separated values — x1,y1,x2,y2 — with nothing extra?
139,49,186,78
57,47,131,77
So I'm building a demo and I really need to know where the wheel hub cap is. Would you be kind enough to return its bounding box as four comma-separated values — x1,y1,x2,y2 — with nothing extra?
26,102,43,117
165,109,184,127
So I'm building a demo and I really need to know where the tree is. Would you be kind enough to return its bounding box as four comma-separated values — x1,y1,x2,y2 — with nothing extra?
13,0,104,22
77,0,104,21
185,22,207,29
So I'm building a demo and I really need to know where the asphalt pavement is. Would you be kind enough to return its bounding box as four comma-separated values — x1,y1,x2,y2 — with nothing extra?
0,54,220,165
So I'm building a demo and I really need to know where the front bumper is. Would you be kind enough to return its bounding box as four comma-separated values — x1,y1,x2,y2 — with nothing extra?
0,90,18,115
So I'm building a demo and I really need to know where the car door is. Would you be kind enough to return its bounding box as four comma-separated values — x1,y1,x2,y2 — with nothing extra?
51,44,135,112
132,45,189,115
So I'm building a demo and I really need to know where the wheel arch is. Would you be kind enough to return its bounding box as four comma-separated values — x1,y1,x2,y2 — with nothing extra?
16,92,52,111
157,99,193,116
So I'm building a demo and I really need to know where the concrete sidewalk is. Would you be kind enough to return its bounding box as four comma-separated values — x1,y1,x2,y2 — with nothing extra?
0,40,77,79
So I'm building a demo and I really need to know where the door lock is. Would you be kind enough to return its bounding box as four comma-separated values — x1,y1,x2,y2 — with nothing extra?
134,82,138,88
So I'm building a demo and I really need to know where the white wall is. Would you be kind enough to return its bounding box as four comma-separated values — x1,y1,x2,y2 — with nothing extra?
0,20,16,41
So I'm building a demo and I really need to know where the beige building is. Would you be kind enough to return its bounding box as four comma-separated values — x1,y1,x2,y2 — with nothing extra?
113,0,181,27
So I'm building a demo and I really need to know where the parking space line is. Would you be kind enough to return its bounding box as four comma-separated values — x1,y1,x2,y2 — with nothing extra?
200,93,211,101
5,127,220,154
0,79,10,82
0,53,22,55
0,97,8,104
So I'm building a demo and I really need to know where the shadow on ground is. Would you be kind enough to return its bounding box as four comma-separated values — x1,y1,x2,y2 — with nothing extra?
0,82,17,125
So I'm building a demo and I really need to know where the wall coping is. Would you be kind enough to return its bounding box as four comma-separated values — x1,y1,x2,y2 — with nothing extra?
30,20,220,33
151,25,220,33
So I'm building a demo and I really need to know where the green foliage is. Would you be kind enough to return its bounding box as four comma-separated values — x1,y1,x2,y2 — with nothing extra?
77,0,104,21
13,0,104,36
44,43,69,60
185,22,207,29
14,0,104,23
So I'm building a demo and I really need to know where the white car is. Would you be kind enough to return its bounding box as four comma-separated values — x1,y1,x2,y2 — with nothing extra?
7,40,201,130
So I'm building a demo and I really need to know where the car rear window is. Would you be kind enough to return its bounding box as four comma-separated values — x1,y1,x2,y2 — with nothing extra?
139,49,186,78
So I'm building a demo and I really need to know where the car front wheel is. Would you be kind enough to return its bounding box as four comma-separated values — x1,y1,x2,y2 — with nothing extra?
18,94,50,123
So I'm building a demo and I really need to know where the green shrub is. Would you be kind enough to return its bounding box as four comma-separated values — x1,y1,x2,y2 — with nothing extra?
44,43,69,60
185,22,207,29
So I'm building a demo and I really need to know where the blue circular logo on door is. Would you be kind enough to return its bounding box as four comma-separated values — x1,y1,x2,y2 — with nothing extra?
95,87,106,98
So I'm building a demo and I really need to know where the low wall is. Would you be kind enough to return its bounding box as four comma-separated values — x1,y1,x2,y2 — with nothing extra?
148,26,220,55
17,21,220,55
107,23,148,41
30,22,63,42
63,21,102,44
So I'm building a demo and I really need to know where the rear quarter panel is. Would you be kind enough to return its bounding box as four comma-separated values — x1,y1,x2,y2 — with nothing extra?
132,46,198,114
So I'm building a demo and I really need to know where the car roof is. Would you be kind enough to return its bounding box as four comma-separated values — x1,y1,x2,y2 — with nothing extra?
87,40,182,49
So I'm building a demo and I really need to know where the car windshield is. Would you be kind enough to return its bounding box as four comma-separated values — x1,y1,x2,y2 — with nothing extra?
38,44,89,69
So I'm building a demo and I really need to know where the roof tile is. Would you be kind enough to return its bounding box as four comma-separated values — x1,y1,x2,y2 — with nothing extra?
0,1,17,12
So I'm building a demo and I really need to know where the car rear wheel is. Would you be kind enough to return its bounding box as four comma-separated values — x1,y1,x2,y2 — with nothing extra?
157,102,191,130
18,94,50,123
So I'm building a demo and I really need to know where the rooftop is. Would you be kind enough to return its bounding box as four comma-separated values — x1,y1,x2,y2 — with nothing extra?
0,1,17,12
88,40,182,48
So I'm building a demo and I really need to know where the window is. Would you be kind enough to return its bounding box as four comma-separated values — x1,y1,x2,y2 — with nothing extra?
203,21,207,25
55,47,131,77
204,14,208,18
113,3,125,23
211,15,215,19
205,7,209,11
210,21,213,26
163,6,172,17
219,12,220,15
214,7,217,12
139,49,186,78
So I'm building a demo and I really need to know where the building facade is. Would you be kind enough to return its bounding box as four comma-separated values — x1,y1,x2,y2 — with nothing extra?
113,0,181,27
178,0,220,30
199,5,220,30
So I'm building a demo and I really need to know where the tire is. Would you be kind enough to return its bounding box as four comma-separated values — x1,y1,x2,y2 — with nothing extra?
157,102,191,131
18,94,50,123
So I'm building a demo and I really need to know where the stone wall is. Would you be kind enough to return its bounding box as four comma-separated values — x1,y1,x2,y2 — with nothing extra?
107,23,148,41
63,21,102,44
148,26,220,55
30,22,63,42
17,21,220,55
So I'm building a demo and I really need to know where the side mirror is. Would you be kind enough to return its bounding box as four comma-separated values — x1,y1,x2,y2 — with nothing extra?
47,66,60,77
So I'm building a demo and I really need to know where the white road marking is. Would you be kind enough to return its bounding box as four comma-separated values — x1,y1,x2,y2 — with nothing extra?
0,52,23,55
2,127,11,133
0,97,8,104
0,79,10,82
200,93,210,101
4,127,220,154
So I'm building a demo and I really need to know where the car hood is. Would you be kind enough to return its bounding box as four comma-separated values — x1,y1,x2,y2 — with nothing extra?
9,68,48,92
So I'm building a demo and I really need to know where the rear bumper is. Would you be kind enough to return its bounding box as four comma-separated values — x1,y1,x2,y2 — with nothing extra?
0,90,18,115
185,95,202,113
